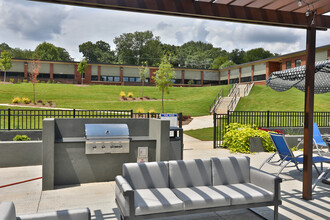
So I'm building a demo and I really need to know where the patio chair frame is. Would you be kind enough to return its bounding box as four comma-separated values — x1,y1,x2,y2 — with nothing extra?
259,133,327,177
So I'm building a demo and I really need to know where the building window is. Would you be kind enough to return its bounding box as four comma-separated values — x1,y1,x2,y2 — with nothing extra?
91,75,98,81
295,59,301,67
286,61,292,69
254,74,266,81
114,76,120,82
129,77,135,82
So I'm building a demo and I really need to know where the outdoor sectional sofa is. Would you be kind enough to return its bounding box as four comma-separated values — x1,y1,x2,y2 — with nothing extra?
115,156,282,220
0,202,91,220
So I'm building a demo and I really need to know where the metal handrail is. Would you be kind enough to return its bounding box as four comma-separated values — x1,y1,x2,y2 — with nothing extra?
228,83,238,97
227,88,240,111
209,88,223,113
243,83,254,96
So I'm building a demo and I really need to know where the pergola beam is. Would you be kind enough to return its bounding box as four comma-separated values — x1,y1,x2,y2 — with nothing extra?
31,0,330,30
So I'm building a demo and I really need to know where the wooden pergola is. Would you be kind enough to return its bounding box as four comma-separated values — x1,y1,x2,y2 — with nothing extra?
32,0,330,200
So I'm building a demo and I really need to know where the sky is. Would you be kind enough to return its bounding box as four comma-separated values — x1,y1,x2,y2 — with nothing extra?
0,0,329,61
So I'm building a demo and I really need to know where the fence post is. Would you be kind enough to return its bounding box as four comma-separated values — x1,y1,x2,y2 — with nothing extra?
8,108,11,130
227,110,230,125
267,110,270,128
213,112,216,149
147,112,150,118
179,113,183,128
131,110,133,118
73,109,76,118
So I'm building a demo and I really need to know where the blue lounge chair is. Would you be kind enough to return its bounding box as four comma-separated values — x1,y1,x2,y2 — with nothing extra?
296,123,329,155
259,132,330,177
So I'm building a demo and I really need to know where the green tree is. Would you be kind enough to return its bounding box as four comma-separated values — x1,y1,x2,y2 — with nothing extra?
152,55,175,113
220,60,236,69
0,50,13,82
79,40,115,63
114,31,162,66
229,49,245,64
77,58,88,85
243,48,275,63
211,55,229,69
29,60,40,104
33,42,72,61
139,61,149,98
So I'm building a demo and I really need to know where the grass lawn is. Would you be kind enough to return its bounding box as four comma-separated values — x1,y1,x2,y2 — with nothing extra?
0,83,231,116
236,85,330,112
184,127,213,141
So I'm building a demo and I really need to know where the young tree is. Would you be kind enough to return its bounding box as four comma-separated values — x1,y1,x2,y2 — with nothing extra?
139,61,149,98
152,55,175,113
0,50,13,82
29,60,41,104
77,58,88,85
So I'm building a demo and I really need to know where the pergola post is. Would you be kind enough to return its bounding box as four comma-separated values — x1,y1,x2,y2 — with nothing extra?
303,26,316,200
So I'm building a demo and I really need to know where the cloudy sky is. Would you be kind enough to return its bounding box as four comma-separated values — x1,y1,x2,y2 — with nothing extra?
0,0,329,61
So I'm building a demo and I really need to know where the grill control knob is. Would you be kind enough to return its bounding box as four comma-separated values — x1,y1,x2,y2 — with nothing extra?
93,146,97,150
105,130,110,135
102,145,106,149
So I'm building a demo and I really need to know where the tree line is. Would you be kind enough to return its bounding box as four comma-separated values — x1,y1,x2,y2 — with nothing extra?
0,30,278,69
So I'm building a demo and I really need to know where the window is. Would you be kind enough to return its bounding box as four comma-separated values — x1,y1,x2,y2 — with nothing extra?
295,59,301,67
241,76,251,83
286,61,292,69
114,76,120,82
254,74,266,81
136,77,141,82
129,77,135,82
91,75,98,81
123,77,129,82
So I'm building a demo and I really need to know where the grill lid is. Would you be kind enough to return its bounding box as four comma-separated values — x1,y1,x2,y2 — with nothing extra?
85,124,129,139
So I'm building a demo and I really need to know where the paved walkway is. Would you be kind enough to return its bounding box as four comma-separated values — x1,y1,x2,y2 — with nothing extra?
1,135,329,219
182,115,213,131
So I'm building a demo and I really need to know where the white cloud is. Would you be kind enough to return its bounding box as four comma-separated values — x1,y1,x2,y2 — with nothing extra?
0,0,328,61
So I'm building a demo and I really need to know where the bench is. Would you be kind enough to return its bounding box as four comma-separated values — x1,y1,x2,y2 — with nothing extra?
115,156,282,220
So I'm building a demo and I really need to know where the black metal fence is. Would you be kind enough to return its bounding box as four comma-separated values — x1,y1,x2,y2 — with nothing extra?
214,110,330,148
0,108,182,130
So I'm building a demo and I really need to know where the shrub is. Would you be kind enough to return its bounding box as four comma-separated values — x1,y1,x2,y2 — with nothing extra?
47,80,51,83
9,78,15,83
22,97,31,104
41,81,45,83
23,79,28,83
47,100,53,105
17,79,21,84
137,108,145,114
37,99,43,104
12,97,21,104
144,96,150,99
120,91,126,98
222,123,275,153
13,135,31,141
188,79,194,86
127,92,134,98
148,109,156,114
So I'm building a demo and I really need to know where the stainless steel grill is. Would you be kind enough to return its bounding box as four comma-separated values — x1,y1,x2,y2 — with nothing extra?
85,124,130,154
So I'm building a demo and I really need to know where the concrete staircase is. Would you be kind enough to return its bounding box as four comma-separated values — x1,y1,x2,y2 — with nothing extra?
212,83,253,114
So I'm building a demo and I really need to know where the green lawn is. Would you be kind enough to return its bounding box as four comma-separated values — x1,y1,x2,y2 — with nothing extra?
184,127,213,141
236,85,330,112
0,83,231,116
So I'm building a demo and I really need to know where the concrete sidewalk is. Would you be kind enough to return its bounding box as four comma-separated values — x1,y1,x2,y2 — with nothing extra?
1,137,329,219
182,115,213,131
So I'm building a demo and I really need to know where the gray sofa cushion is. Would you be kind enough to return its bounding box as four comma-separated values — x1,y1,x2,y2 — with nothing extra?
0,202,16,220
211,157,250,185
135,188,184,216
172,186,231,210
123,161,169,189
17,208,91,220
169,159,212,188
213,183,274,205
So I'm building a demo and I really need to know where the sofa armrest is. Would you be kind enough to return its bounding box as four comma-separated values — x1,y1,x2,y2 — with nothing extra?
116,175,133,196
115,175,135,218
17,208,91,220
250,167,282,203
0,202,16,220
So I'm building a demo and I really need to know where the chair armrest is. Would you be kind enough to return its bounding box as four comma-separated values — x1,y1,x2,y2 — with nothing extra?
17,208,91,220
250,167,282,203
115,175,135,217
115,175,133,196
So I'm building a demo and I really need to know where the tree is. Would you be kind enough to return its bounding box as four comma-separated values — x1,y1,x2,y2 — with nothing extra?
33,42,73,61
29,60,40,104
229,49,246,64
220,60,236,69
152,55,175,113
139,61,149,98
79,40,115,63
243,48,275,63
0,50,13,82
77,58,88,85
114,31,162,66
211,55,229,69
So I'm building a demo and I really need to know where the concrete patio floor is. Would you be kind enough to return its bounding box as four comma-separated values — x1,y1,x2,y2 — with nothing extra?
0,134,329,219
